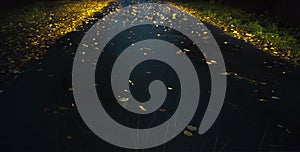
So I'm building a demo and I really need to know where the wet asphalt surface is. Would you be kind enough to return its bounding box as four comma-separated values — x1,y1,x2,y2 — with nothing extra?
1,0,300,151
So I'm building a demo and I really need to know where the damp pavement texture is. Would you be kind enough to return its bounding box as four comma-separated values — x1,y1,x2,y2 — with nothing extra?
1,0,300,151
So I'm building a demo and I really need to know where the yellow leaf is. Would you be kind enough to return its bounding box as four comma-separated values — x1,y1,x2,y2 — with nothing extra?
183,130,193,136
139,105,147,111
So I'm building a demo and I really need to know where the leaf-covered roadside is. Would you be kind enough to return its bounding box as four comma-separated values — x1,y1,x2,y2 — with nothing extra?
167,1,300,65
0,0,112,85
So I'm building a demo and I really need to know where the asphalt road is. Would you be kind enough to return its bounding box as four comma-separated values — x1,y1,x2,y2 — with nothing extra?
1,0,300,151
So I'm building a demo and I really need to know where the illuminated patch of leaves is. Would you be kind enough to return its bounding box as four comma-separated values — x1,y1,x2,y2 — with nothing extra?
0,0,112,83
167,2,300,65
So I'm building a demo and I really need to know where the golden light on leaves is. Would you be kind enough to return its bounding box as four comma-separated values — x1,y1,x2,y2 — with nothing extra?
183,130,193,136
0,0,112,82
139,105,147,111
118,97,129,102
167,2,300,65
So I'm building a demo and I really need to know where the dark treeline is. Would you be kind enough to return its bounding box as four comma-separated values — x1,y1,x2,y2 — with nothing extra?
171,0,300,25
228,0,299,25
1,0,299,25
0,0,78,11
1,0,39,11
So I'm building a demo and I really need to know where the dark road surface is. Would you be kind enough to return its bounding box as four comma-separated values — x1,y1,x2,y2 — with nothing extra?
1,0,300,151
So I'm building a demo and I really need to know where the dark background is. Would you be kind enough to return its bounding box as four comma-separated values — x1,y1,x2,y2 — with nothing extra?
1,0,38,10
174,0,300,25
1,0,299,151
2,0,299,25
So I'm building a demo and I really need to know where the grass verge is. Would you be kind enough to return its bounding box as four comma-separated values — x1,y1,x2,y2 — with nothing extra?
167,1,300,65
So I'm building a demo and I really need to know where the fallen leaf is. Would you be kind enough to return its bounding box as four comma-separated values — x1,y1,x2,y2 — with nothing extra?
286,128,293,134
183,48,190,52
118,97,129,102
187,125,197,132
276,124,284,128
183,130,193,136
271,96,280,100
218,72,231,76
128,79,134,86
258,98,268,102
159,108,166,112
139,105,147,111
176,50,183,55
